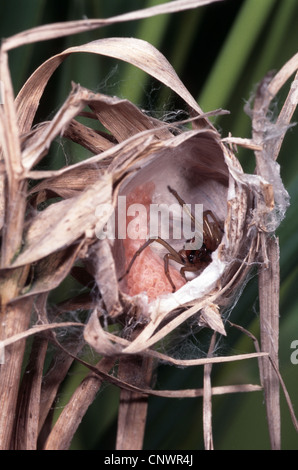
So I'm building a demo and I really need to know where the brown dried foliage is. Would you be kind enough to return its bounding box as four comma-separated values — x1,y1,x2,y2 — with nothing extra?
0,0,297,450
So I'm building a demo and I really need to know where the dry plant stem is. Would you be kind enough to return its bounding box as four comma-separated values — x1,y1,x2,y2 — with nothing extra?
44,356,115,450
116,354,154,450
273,70,298,161
0,50,25,266
43,338,266,399
203,333,216,450
268,356,298,433
258,236,280,450
12,334,48,450
0,47,31,450
0,298,33,450
252,60,298,449
38,347,76,438
37,333,84,449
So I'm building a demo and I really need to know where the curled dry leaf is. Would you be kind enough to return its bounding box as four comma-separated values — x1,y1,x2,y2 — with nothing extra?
84,309,122,356
15,37,210,135
11,172,113,268
199,303,226,336
2,34,291,356
2,0,224,52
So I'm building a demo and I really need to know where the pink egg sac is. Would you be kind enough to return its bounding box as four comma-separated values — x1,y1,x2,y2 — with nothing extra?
122,182,185,302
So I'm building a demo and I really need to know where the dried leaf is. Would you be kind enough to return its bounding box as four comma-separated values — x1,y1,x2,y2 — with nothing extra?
10,172,112,267
199,303,226,336
53,340,266,399
251,61,298,449
259,236,281,449
0,50,26,265
63,119,114,154
0,321,84,351
28,165,103,204
116,353,153,450
3,0,224,51
203,334,216,450
84,309,122,356
85,240,122,317
21,84,99,170
88,91,172,142
16,37,212,135
13,242,84,301
43,357,115,450
12,335,48,450
0,299,34,449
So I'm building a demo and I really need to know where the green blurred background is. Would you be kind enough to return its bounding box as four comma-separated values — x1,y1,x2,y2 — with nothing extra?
1,0,297,450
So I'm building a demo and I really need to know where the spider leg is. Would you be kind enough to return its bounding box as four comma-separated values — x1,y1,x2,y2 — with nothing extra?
180,264,204,280
168,185,196,226
203,210,223,249
119,236,184,284
163,252,186,292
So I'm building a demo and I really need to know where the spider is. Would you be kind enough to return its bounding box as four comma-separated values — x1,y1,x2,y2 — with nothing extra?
119,185,223,292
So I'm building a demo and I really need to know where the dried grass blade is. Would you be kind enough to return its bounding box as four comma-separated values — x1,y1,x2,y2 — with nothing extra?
0,298,33,449
0,321,84,351
13,243,84,301
252,57,298,448
123,303,203,354
84,241,121,317
268,356,298,433
97,330,269,367
12,335,48,450
3,0,224,52
21,84,98,170
84,309,122,356
0,51,22,178
63,119,114,154
0,50,25,265
272,70,298,162
50,339,265,400
68,38,208,122
258,236,281,450
10,173,112,267
267,52,298,113
21,84,128,171
116,354,153,450
16,37,211,135
28,165,105,203
143,384,263,398
203,333,216,450
254,53,298,165
89,93,172,142
43,357,115,450
123,293,224,354
38,345,81,438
